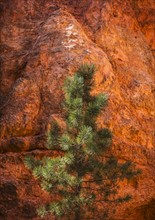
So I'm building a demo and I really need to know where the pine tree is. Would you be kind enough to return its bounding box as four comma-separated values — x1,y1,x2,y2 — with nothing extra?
25,64,140,220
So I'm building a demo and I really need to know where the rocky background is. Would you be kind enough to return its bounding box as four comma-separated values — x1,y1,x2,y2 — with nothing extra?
0,0,155,219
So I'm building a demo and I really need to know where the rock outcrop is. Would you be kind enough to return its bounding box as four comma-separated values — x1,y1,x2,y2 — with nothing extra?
0,0,154,219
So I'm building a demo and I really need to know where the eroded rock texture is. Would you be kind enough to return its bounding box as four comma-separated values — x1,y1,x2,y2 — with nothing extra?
0,0,155,219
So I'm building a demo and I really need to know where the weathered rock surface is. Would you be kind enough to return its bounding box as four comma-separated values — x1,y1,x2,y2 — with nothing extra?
0,0,154,219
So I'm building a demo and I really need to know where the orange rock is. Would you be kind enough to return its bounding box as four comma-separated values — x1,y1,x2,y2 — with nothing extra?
0,0,154,219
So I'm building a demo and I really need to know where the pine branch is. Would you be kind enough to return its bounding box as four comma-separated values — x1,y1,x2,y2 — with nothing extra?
25,63,141,220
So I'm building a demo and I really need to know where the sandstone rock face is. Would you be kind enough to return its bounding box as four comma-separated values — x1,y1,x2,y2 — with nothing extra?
0,0,154,219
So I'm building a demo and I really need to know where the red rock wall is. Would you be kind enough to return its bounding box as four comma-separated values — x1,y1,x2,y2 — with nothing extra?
0,0,155,219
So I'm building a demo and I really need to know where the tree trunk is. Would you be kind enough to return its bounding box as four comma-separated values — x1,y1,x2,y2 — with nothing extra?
74,207,80,220
74,184,81,220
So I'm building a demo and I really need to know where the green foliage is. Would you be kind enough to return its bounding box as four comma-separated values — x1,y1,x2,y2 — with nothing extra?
25,63,140,219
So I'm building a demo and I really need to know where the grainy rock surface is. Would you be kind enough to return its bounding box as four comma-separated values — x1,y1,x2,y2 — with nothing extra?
0,0,155,219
